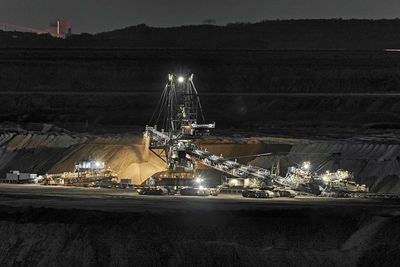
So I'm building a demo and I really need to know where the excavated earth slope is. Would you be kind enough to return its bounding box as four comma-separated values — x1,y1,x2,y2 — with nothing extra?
250,138,400,193
0,130,164,184
0,127,399,192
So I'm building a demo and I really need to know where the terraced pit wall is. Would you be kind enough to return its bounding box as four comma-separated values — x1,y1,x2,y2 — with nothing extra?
0,130,399,192
2,49,400,134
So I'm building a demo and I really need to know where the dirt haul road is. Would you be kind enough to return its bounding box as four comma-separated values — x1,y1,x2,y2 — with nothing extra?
0,184,399,213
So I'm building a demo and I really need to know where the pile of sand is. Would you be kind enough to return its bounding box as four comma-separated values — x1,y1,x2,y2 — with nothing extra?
0,132,165,184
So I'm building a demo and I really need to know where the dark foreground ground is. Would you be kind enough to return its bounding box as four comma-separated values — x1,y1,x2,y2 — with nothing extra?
0,185,399,266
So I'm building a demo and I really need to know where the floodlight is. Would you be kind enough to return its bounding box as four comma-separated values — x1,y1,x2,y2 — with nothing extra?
303,162,310,170
177,76,185,83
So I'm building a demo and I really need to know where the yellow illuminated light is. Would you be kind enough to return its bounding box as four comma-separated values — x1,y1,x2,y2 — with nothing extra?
303,161,310,170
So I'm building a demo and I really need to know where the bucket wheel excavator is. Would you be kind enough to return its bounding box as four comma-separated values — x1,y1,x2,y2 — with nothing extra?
142,73,367,197
143,73,290,196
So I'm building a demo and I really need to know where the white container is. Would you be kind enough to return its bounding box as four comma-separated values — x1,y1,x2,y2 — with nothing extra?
19,173,37,180
6,173,19,181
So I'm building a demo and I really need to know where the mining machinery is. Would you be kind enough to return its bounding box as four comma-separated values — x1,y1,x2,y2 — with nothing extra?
144,73,368,197
144,73,292,195
146,73,215,172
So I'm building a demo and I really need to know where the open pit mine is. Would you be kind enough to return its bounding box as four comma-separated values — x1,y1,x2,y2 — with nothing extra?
0,73,399,199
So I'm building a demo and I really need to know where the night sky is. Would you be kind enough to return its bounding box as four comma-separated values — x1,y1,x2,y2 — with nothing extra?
1,0,400,33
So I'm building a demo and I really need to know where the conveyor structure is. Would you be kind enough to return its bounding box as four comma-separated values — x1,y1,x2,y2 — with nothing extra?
145,126,281,187
144,73,368,197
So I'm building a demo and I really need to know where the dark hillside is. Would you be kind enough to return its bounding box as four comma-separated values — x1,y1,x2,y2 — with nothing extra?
1,49,400,134
93,20,400,50
3,19,400,49
2,20,400,134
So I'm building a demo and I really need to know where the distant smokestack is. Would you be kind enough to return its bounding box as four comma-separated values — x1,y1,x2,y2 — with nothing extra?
45,19,70,38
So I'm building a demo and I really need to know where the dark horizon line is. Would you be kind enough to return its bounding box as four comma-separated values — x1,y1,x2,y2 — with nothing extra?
94,17,400,33
4,17,400,35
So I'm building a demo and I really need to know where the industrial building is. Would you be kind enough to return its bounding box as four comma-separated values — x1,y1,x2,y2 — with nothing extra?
0,19,71,38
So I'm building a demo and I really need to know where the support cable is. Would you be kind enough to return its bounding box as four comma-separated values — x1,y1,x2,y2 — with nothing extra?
190,80,206,123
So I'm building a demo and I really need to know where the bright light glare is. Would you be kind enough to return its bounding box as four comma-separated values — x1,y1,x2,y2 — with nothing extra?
303,162,310,170
177,76,185,83
199,185,204,189
196,178,201,183
322,175,329,182
95,161,101,167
